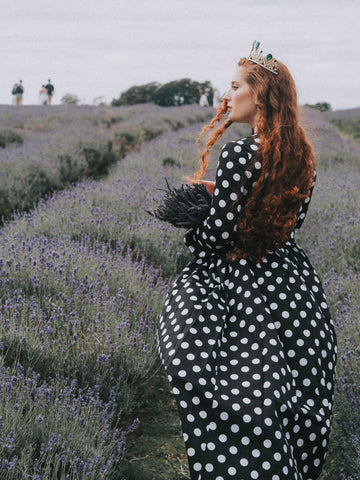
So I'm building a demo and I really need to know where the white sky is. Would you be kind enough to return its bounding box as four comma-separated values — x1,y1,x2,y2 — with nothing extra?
0,0,359,110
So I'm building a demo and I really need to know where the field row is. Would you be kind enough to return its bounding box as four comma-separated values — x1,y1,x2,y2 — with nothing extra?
0,104,214,220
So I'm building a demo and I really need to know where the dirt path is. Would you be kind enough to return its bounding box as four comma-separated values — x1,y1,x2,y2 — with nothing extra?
120,371,190,480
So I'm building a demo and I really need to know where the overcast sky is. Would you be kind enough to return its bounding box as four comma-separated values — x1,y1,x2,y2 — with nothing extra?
0,0,359,110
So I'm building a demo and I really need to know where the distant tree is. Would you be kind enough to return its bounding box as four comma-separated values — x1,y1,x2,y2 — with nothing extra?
111,79,214,107
111,82,160,106
305,102,331,112
61,93,80,105
154,78,213,107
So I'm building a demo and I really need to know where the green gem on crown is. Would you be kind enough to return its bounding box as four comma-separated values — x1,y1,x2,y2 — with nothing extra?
256,42,260,48
266,54,273,61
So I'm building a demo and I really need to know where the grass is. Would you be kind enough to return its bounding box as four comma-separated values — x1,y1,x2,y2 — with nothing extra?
120,371,189,480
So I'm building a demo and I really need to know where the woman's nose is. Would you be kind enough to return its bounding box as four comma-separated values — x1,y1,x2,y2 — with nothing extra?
223,90,231,102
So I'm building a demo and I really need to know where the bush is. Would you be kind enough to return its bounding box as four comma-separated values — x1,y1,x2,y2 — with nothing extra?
101,115,123,128
61,93,80,105
11,163,54,212
0,128,24,148
58,154,84,185
111,82,160,106
0,188,11,217
114,131,140,157
164,118,185,131
162,157,181,168
141,126,164,141
81,141,118,177
304,102,332,112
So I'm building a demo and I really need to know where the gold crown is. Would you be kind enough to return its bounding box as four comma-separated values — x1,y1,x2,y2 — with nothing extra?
248,40,279,75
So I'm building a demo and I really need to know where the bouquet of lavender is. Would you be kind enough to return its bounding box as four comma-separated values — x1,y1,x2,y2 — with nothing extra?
149,179,212,228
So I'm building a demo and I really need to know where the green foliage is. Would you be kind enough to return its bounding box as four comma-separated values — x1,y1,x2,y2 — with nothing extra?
0,128,24,148
81,141,119,177
11,163,54,212
141,125,164,141
304,102,332,112
111,82,160,106
329,116,360,141
24,164,54,199
162,157,181,168
115,130,140,157
58,154,84,185
61,93,80,105
0,163,55,217
164,118,185,130
155,78,201,106
0,188,11,216
113,126,164,158
101,115,123,128
112,78,214,107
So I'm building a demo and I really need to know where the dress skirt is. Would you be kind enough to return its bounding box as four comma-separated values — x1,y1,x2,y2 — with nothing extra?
157,136,337,480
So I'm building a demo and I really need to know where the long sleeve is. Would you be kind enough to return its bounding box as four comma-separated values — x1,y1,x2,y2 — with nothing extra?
184,136,261,258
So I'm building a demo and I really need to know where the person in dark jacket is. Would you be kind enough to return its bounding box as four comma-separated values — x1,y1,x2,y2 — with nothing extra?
45,79,55,105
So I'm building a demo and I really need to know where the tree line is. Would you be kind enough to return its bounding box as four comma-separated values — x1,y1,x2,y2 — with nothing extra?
111,78,214,107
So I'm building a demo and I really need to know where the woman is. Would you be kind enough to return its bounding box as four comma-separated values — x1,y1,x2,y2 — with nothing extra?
155,41,337,480
39,85,48,105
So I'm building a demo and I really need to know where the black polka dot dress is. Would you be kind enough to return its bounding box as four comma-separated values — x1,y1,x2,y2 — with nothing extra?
157,135,337,480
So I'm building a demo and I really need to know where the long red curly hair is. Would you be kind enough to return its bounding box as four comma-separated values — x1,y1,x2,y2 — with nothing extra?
192,57,315,263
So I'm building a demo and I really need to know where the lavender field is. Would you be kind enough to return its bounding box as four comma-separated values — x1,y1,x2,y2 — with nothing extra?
0,104,213,220
0,103,359,479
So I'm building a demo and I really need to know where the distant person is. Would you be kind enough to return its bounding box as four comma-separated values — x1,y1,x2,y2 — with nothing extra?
11,83,18,105
199,89,209,107
14,80,24,106
39,85,48,105
45,79,55,105
212,87,222,108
